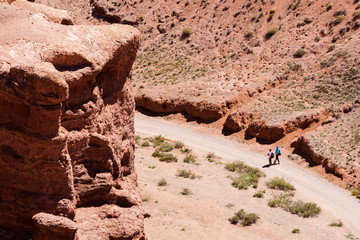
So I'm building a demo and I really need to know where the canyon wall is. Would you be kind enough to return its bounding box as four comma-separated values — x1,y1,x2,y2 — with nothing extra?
0,1,144,239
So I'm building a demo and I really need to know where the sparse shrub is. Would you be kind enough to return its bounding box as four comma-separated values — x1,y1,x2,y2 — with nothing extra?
152,150,162,157
159,142,174,152
265,27,278,39
180,188,192,195
244,31,254,38
225,203,234,208
148,165,156,169
181,147,192,153
177,169,197,179
304,17,313,24
182,27,192,38
207,152,221,162
334,14,345,25
253,190,265,198
356,3,360,10
267,192,294,208
226,161,265,189
231,173,259,189
267,9,275,22
266,177,296,191
327,44,336,52
314,36,321,42
174,140,184,149
158,178,167,186
268,193,320,218
286,200,321,218
141,141,151,147
326,2,333,11
288,62,302,71
351,185,360,199
225,161,245,172
135,135,141,144
243,213,260,226
292,228,300,233
294,49,306,58
152,135,165,147
329,220,343,227
159,153,178,163
353,11,360,21
228,209,259,226
183,154,196,163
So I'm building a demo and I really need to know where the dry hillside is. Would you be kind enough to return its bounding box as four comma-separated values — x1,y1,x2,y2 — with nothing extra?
34,0,360,190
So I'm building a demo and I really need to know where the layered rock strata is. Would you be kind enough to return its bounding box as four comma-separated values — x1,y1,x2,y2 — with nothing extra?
0,2,144,239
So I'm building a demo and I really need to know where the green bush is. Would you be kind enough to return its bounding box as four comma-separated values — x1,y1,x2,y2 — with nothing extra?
253,191,265,198
141,141,151,147
292,228,300,234
266,177,296,191
231,173,259,190
268,193,320,218
267,192,294,208
177,169,197,179
159,153,178,163
174,140,184,149
159,142,174,152
152,150,163,157
158,178,167,186
135,135,141,144
265,27,278,39
226,161,265,189
181,148,192,153
152,135,165,147
351,186,360,199
182,27,192,38
243,213,260,226
329,220,343,227
294,49,306,58
183,154,196,163
180,188,192,195
286,200,321,218
228,209,259,226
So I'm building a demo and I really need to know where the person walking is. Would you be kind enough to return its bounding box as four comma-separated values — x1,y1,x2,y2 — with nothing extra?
267,149,274,166
274,146,281,164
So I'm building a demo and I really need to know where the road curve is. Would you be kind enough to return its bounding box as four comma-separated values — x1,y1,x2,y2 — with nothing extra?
135,113,360,237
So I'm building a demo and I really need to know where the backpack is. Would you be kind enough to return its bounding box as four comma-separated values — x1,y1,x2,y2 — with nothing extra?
270,152,274,158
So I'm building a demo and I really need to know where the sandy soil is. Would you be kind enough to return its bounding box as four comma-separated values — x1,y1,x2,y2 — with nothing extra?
134,113,360,240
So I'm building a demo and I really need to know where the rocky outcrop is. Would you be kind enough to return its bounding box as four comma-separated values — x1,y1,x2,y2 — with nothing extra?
292,135,360,188
135,94,227,121
0,2,144,239
244,109,330,142
90,0,140,25
224,110,260,132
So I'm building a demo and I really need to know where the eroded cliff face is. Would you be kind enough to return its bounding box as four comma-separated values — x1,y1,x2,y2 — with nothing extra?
0,1,144,239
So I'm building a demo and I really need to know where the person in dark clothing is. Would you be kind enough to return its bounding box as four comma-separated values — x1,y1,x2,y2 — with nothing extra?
267,149,274,165
274,146,281,164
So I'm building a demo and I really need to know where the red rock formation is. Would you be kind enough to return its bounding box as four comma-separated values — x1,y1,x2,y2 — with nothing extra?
0,2,144,239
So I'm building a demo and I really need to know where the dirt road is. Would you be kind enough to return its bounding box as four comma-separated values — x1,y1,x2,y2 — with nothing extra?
135,113,360,239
